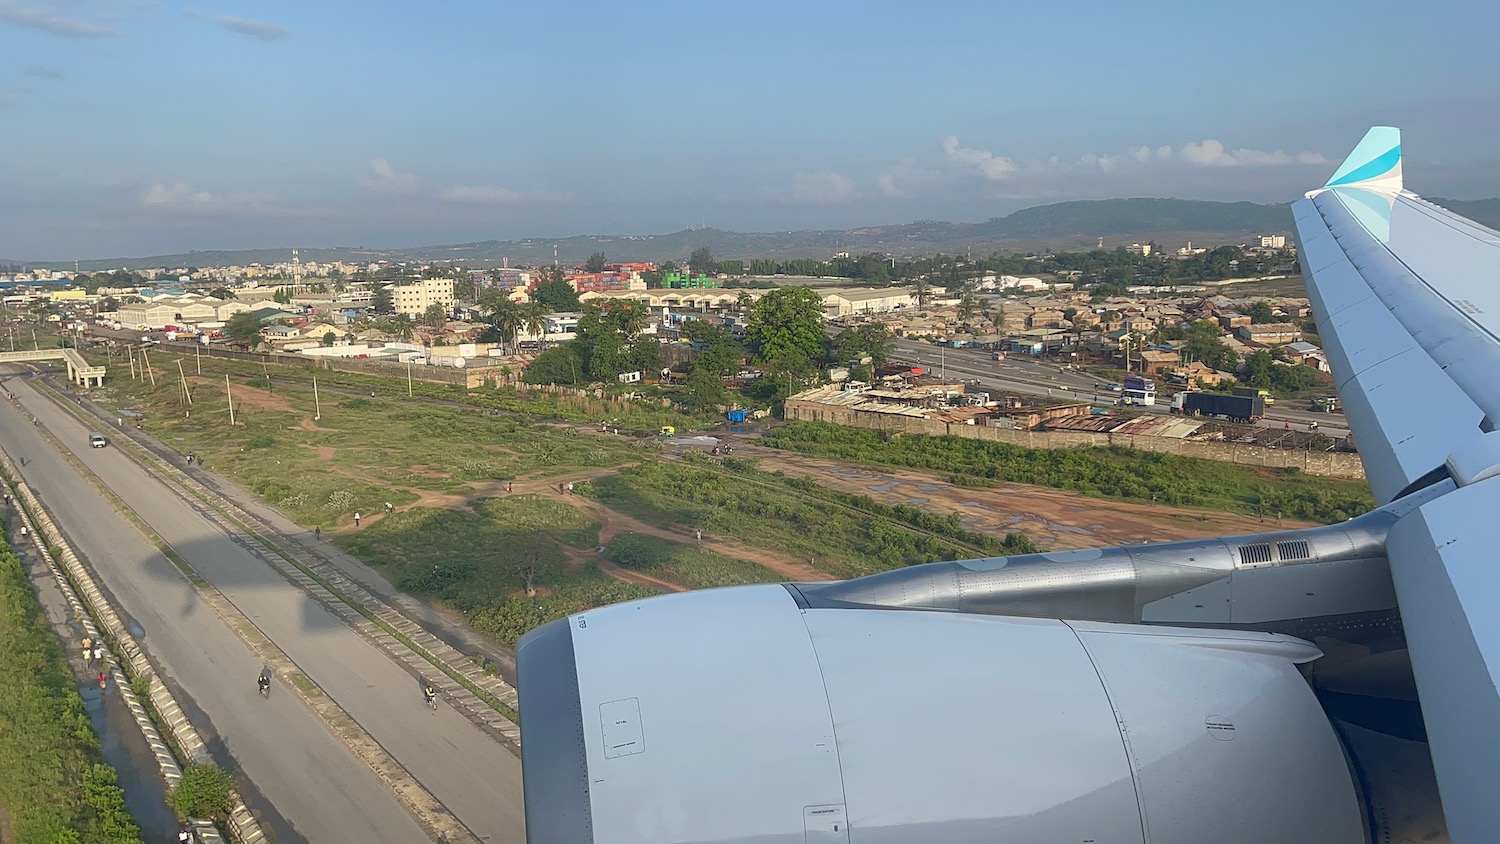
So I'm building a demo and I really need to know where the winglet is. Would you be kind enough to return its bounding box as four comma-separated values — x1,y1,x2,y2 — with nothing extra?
1320,126,1402,194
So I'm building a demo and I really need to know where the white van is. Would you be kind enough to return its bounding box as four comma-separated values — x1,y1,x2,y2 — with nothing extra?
88,433,107,448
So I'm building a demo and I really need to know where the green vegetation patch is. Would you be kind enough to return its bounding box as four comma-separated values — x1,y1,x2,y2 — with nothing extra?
762,421,1373,523
587,455,1035,579
336,496,600,609
0,545,142,842
604,534,784,590
91,356,648,526
468,563,657,646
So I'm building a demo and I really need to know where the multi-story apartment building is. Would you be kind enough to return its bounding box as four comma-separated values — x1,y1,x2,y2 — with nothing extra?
392,278,455,317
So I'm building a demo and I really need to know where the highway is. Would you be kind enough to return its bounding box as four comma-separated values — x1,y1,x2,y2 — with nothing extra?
889,343,1351,436
0,371,525,843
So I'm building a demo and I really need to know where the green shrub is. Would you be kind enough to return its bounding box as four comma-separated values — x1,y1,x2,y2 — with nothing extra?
169,763,234,820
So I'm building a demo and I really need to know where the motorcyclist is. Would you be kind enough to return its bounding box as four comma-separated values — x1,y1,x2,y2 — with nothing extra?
257,672,271,696
422,681,436,706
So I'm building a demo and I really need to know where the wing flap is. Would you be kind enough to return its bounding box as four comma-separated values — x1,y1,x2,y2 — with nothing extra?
1292,196,1485,503
1386,479,1500,844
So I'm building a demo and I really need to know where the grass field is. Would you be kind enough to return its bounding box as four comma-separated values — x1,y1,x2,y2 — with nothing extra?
89,356,651,527
603,534,785,590
0,543,141,843
585,455,1036,578
761,421,1373,523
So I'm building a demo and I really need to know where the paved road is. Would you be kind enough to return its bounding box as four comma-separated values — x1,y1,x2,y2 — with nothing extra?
892,344,1351,436
0,372,525,843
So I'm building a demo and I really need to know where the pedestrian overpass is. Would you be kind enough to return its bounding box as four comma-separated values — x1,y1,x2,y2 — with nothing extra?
0,348,106,387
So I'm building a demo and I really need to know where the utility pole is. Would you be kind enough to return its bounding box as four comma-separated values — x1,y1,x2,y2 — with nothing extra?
195,344,201,375
406,362,413,397
261,357,271,394
225,375,235,426
30,329,37,352
127,347,136,380
141,348,156,386
175,359,192,412
313,377,321,421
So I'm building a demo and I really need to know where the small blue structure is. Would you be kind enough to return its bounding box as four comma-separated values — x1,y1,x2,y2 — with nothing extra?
726,409,750,423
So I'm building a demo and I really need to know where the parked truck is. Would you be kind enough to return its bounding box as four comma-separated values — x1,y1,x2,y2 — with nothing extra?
1170,390,1266,422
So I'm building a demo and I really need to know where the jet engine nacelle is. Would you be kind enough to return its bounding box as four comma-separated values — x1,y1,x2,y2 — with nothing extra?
519,584,1367,844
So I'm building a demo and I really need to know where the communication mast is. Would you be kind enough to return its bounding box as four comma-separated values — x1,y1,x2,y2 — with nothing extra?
292,248,303,287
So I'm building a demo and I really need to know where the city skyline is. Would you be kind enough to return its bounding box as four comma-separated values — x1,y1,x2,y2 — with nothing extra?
4,0,1498,260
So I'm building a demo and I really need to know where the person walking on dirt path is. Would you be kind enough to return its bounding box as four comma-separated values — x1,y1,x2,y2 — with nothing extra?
353,512,361,527
566,482,574,495
93,645,103,666
83,636,93,662
314,526,321,541
506,481,513,494
695,529,702,545
558,482,565,495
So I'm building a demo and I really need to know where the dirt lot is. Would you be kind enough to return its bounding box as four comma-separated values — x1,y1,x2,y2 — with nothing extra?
733,445,1313,550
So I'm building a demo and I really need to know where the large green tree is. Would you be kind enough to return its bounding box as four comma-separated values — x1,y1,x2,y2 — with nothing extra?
746,287,826,371
533,269,581,311
689,247,717,276
681,320,742,376
585,253,608,273
1181,319,1238,372
575,299,655,380
422,302,449,329
371,285,394,315
223,312,265,347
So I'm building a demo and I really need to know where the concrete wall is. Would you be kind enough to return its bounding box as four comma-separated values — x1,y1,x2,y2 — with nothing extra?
785,399,1366,480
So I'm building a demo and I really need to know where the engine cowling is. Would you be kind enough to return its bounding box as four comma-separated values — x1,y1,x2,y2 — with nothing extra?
519,584,1366,844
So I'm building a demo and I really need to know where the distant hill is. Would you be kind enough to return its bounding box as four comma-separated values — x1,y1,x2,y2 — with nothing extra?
26,195,1498,271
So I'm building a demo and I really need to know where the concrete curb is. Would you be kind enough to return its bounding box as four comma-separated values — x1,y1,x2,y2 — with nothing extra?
0,446,261,844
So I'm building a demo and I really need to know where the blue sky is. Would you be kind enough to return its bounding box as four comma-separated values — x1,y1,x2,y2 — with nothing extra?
3,0,1497,260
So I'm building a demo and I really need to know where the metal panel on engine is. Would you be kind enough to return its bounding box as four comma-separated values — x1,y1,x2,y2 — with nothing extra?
569,585,845,844
801,609,1145,844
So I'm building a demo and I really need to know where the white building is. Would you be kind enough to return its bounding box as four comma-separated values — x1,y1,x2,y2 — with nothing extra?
1259,234,1287,249
392,278,455,317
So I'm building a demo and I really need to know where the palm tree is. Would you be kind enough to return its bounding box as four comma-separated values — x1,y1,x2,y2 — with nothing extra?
522,302,551,352
486,297,524,354
390,313,416,342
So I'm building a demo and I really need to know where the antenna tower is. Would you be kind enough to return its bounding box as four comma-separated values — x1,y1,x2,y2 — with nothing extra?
292,248,303,286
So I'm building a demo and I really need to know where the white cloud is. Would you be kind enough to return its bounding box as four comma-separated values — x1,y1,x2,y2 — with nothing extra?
1181,139,1328,167
943,136,1016,180
1129,145,1153,163
140,182,294,217
181,7,293,41
357,159,418,194
786,170,856,205
0,1,120,37
438,184,568,206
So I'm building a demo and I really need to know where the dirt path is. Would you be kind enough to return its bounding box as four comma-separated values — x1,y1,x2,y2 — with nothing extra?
730,444,1314,550
536,475,833,584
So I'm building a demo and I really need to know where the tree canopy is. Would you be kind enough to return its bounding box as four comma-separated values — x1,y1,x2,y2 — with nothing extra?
223,312,265,347
422,302,449,329
532,268,581,311
746,287,826,372
585,252,608,273
1180,319,1237,372
370,285,394,315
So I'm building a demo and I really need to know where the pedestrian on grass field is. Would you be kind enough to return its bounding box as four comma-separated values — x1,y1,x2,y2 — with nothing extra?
353,512,361,527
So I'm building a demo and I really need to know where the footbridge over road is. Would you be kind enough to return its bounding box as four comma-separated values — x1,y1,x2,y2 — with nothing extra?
0,348,105,386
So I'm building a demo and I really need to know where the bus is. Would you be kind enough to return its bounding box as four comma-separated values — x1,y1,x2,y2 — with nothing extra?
1120,374,1156,407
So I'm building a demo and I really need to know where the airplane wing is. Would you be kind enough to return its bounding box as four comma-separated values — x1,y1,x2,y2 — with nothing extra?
1292,127,1500,843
